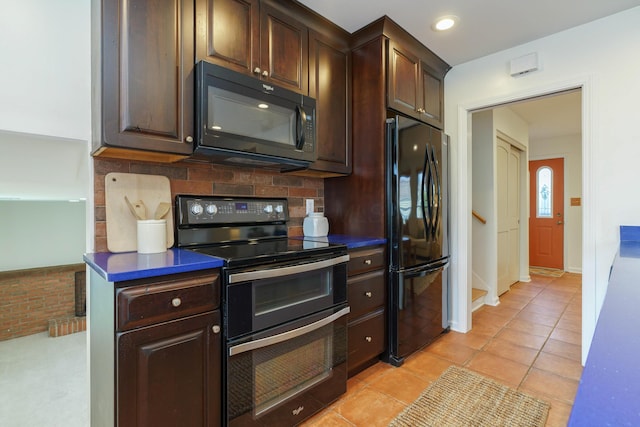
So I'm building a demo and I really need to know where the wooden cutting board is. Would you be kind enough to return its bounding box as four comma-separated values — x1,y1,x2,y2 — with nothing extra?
105,172,174,253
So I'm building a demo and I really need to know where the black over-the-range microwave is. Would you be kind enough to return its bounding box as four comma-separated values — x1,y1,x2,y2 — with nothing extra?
191,61,317,171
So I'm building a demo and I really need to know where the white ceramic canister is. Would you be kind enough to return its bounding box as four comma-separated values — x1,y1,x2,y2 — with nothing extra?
137,219,167,254
303,213,329,237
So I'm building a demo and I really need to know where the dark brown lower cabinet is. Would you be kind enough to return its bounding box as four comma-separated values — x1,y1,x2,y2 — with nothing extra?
346,246,387,376
89,269,222,427
117,311,221,427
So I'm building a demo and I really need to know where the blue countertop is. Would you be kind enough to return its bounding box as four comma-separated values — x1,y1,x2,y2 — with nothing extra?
84,249,224,282
84,235,385,282
292,234,387,249
568,226,640,426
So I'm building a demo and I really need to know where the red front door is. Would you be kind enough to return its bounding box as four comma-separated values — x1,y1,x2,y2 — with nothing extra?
529,158,564,269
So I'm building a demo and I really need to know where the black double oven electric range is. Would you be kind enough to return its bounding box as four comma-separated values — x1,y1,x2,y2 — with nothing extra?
175,195,349,427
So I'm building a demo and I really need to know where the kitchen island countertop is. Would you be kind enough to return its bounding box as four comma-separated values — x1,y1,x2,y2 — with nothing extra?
568,225,640,425
84,249,224,282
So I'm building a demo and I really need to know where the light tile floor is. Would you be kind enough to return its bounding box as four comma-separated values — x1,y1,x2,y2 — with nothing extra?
304,272,582,427
0,273,580,427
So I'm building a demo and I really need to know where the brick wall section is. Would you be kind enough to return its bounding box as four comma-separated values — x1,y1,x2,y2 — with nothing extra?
93,158,325,252
0,264,85,341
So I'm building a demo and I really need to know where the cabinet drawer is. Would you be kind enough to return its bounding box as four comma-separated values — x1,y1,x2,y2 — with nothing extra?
117,274,219,331
348,270,385,319
348,246,385,276
347,309,385,373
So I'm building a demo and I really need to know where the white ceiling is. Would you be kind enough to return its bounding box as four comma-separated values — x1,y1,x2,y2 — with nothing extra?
299,0,609,141
298,0,640,66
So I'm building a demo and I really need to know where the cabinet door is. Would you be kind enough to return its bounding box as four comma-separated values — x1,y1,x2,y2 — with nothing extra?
260,1,308,94
101,0,195,155
387,40,420,119
419,61,444,128
307,29,351,175
117,311,221,427
196,0,259,75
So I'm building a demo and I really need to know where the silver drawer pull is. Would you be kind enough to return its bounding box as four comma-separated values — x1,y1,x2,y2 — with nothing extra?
364,259,372,265
212,325,221,334
365,291,372,298
365,336,372,342
171,297,182,307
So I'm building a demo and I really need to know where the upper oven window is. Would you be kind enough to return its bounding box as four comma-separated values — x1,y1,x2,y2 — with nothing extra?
254,268,331,316
226,255,348,339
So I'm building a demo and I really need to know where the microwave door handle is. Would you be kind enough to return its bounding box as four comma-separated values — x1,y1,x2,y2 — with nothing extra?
295,106,306,150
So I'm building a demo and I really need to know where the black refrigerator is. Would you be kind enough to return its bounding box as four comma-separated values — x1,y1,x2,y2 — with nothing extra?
384,114,450,367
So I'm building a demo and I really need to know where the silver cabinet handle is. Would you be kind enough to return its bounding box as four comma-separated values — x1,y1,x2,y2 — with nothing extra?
365,336,372,342
364,259,372,265
365,291,372,298
253,67,261,74
229,306,350,356
185,136,193,143
212,325,221,334
229,254,350,283
171,297,181,307
262,70,269,77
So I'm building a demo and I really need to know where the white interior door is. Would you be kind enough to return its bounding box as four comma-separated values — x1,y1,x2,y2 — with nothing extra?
497,137,521,295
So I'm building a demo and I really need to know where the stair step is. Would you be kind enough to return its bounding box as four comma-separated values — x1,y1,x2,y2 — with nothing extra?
472,288,487,302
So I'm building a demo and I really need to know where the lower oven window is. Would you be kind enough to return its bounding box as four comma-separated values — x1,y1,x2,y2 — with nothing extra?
254,329,331,416
227,306,348,424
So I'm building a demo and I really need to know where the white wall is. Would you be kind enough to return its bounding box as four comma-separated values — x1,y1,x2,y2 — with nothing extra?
471,108,529,307
530,134,583,273
0,0,91,202
471,111,495,299
0,0,91,140
445,6,640,362
0,201,86,271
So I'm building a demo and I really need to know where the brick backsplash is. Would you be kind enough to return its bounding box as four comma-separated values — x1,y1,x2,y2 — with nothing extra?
0,264,85,341
93,158,324,252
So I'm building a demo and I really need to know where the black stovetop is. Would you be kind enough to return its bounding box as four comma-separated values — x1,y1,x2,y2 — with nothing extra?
189,237,345,268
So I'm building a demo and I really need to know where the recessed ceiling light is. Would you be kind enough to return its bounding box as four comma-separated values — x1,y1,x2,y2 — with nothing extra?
433,15,458,31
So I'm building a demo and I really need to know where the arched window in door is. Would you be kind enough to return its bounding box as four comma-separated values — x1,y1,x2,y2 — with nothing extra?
537,166,552,218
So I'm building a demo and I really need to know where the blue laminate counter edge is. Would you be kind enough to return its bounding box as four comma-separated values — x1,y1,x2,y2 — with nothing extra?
292,235,387,249
568,225,640,426
84,248,224,282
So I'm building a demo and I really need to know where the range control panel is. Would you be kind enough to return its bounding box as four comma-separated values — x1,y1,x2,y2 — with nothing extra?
176,195,288,226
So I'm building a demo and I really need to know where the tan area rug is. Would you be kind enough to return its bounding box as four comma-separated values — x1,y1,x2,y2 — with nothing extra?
388,366,550,427
530,266,565,277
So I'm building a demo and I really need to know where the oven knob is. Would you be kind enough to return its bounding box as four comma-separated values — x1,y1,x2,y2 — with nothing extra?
275,204,284,214
190,203,204,215
205,204,218,215
263,205,273,214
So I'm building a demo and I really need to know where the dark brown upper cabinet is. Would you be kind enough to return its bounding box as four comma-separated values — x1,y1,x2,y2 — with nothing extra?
386,30,449,129
93,0,196,162
295,27,351,176
197,0,308,94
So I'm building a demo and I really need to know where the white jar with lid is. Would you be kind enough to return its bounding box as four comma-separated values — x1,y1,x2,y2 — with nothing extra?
303,213,329,237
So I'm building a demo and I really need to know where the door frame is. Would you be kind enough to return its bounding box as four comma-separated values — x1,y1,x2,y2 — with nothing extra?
451,76,593,364
529,154,568,271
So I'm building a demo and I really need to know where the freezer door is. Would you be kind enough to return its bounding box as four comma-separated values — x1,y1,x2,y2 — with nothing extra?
387,115,448,271
387,264,449,365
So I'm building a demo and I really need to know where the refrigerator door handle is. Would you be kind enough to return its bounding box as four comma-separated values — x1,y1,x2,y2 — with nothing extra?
421,145,430,238
431,145,441,239
398,257,449,276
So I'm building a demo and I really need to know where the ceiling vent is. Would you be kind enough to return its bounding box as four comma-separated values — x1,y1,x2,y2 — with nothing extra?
510,53,539,77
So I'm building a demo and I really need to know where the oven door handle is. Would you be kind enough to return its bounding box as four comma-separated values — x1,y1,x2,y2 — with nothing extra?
228,306,350,356
227,254,350,284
